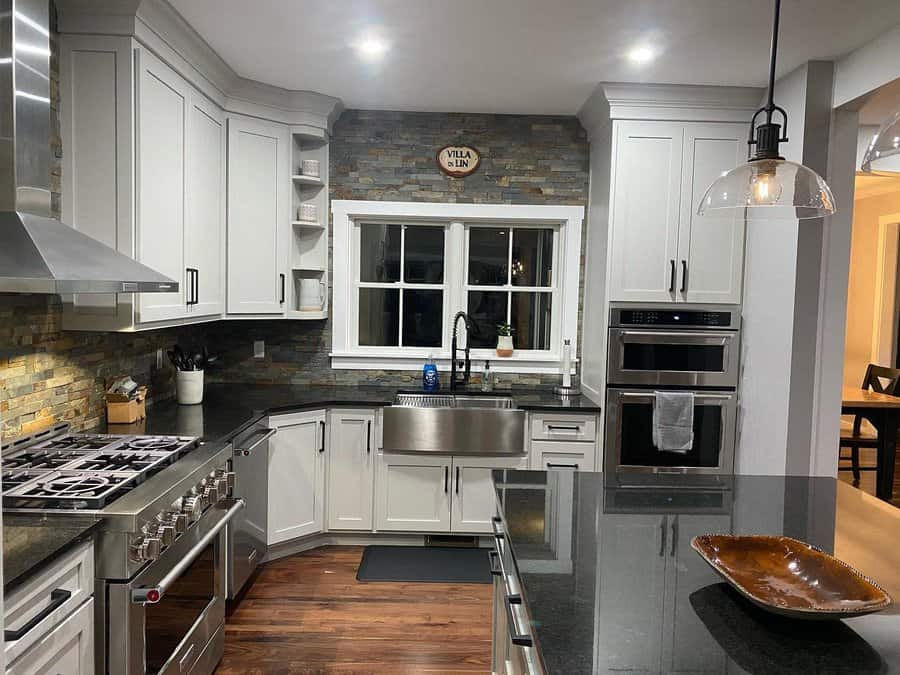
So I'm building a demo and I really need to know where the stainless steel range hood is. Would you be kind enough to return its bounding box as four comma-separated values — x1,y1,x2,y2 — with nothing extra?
0,0,178,294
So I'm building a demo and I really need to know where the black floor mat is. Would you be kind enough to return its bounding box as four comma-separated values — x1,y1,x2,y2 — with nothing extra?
356,545,492,584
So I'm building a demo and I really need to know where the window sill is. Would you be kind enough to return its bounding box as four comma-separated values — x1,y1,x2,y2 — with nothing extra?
330,351,577,375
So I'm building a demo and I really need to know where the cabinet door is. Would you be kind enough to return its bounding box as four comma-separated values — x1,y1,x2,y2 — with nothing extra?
595,514,668,674
663,514,732,674
609,120,684,303
185,94,226,317
678,123,747,304
375,454,452,532
135,49,188,323
268,412,326,544
327,410,376,530
450,456,527,533
6,597,93,675
227,116,288,314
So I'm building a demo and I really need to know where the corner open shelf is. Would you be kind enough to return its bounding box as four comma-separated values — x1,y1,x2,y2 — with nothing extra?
289,127,329,320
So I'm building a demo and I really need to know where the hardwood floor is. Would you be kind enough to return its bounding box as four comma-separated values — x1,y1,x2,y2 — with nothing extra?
215,546,493,674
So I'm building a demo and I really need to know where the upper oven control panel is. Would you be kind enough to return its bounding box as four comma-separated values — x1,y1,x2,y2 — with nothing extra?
609,304,741,330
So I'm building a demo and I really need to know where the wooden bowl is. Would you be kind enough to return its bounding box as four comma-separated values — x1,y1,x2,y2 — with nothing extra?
691,534,892,619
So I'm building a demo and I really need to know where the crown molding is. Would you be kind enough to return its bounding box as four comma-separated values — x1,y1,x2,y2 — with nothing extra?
56,0,343,130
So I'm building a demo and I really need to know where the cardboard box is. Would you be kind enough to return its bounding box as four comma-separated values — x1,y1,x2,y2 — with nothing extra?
106,386,147,424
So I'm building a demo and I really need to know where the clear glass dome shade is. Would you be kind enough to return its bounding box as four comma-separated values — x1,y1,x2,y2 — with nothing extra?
861,111,900,176
697,158,836,219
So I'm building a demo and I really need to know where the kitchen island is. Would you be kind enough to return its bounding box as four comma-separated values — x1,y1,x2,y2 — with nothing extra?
492,470,900,674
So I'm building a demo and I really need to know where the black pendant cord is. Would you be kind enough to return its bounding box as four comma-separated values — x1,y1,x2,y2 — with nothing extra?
747,0,788,160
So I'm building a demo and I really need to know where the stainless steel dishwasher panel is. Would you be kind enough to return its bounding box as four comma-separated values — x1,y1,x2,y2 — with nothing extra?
227,426,275,598
382,407,526,456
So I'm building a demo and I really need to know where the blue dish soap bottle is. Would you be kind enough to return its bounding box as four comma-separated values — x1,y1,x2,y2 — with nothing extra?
423,354,439,392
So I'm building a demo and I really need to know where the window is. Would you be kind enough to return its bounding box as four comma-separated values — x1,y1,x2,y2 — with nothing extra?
332,201,583,373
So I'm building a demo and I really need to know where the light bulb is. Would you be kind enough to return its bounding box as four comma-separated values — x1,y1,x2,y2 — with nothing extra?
749,165,782,206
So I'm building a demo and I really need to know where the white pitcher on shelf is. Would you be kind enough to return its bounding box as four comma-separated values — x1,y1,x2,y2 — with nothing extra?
298,278,326,311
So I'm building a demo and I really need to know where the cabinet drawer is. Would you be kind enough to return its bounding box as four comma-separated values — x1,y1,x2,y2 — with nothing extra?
531,441,595,472
6,597,93,675
530,413,597,441
4,540,94,664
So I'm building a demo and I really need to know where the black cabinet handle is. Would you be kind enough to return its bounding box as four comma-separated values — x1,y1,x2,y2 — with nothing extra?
185,268,198,306
546,462,579,470
366,421,371,454
680,260,687,293
444,466,449,493
319,420,325,453
504,596,533,647
547,424,579,432
670,514,679,558
659,515,668,558
279,274,285,304
195,267,200,304
4,589,71,641
455,466,460,493
669,259,676,293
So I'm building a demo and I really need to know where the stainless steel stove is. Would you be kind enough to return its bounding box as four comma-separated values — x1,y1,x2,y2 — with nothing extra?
2,424,243,675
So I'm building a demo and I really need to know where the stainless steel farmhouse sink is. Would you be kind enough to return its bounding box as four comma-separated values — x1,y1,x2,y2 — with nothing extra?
382,394,525,456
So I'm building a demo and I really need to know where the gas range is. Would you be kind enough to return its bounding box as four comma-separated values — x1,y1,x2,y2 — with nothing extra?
2,432,199,510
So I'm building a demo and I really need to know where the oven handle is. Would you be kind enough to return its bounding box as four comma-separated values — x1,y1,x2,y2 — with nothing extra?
618,392,734,401
616,330,733,345
131,499,245,605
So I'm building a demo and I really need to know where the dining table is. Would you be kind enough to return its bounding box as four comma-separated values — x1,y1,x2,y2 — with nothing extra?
841,385,900,501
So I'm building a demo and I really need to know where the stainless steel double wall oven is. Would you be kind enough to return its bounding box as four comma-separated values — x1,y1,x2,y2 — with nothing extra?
605,303,741,477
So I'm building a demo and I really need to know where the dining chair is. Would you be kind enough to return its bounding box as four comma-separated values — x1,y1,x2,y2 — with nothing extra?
839,364,900,485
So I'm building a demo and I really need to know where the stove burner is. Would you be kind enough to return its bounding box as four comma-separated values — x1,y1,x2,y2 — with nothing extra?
42,474,111,496
2,469,47,489
65,451,172,474
39,435,122,451
124,437,185,452
3,450,87,470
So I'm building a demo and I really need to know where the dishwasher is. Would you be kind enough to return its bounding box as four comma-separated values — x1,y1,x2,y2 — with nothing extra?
226,423,276,599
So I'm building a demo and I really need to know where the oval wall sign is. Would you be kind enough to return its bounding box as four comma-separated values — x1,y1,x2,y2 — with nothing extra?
436,145,481,178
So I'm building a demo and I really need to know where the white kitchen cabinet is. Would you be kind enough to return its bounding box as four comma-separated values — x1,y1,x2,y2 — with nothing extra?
267,411,327,544
375,454,452,532
450,456,527,533
608,120,746,304
227,116,290,315
531,442,591,472
6,598,94,675
327,409,376,530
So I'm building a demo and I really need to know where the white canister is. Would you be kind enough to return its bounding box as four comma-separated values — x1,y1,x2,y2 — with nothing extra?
301,159,320,177
176,369,204,405
298,203,317,222
298,278,326,311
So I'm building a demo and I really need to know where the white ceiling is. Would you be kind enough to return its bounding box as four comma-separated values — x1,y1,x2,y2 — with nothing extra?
171,0,900,115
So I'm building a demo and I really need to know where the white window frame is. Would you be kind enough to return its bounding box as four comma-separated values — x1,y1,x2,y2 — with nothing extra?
332,200,584,374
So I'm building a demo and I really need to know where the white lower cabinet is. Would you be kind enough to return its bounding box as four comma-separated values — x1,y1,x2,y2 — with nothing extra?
328,409,376,531
376,454,527,534
267,411,327,545
376,454,452,532
6,598,94,675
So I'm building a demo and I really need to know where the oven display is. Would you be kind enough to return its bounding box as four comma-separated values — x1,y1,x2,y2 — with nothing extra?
618,310,732,327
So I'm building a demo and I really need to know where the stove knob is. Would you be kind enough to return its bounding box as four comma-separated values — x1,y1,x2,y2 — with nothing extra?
158,524,176,547
214,477,229,496
140,537,162,561
170,512,189,533
182,496,203,522
215,469,235,491
203,485,220,504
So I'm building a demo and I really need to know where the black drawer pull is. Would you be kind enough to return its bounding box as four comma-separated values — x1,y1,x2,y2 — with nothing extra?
504,596,533,647
489,550,502,577
547,424,580,432
546,462,579,470
4,589,71,642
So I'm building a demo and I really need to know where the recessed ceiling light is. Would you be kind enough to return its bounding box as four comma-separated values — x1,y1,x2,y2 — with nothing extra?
626,45,656,64
356,38,389,60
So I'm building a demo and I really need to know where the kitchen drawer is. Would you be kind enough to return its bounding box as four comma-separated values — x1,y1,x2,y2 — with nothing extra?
6,597,93,675
4,540,94,664
530,413,597,442
531,441,595,472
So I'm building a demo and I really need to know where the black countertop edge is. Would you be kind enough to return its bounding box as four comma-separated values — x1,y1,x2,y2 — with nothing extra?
3,516,103,595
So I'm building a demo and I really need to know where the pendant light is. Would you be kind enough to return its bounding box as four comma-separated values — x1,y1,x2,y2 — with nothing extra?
697,0,836,220
860,110,900,175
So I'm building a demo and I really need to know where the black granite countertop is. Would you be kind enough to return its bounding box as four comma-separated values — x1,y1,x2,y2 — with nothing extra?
3,515,102,594
493,471,900,675
94,383,601,441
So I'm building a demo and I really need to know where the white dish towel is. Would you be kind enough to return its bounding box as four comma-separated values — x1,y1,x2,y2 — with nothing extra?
652,391,694,453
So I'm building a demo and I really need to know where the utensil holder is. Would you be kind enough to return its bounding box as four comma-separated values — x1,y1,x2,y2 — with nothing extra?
176,369,204,405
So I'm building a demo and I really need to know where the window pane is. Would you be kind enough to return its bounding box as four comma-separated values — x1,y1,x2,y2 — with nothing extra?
402,290,443,347
404,226,445,283
360,224,401,282
359,288,399,345
468,228,509,286
512,228,554,287
467,291,508,348
511,292,552,350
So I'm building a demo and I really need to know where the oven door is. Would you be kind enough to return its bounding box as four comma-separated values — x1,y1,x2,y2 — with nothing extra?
607,328,739,388
107,499,244,675
604,389,737,476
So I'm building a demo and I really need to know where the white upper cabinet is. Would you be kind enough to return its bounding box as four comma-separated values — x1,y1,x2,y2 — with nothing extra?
677,124,746,304
608,120,746,304
609,121,684,303
227,117,290,315
185,96,227,317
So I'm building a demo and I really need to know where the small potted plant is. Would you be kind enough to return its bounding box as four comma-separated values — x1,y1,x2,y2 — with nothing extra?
496,323,514,357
